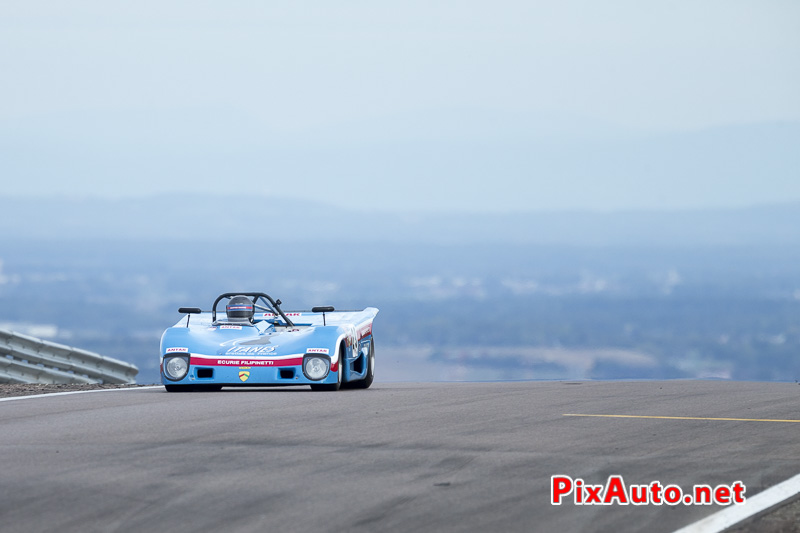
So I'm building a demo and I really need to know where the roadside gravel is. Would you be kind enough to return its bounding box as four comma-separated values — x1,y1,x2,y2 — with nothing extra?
0,383,156,398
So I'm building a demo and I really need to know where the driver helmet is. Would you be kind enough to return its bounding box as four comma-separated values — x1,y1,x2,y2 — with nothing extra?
226,295,254,323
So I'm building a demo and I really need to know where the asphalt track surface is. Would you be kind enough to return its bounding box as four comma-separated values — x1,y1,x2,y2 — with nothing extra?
1,381,799,533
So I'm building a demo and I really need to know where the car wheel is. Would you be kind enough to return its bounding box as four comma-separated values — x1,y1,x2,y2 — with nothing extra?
310,351,343,392
349,340,374,390
165,385,192,392
195,384,223,392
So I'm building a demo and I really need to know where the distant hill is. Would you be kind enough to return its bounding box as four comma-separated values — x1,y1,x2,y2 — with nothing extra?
1,194,799,246
2,117,799,213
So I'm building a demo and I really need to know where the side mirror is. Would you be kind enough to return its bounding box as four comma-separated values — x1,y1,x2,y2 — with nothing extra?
178,307,202,314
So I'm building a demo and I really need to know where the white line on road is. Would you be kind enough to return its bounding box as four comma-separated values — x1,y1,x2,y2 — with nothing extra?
0,386,163,402
673,472,800,533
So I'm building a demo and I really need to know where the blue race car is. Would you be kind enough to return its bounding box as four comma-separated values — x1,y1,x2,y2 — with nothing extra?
160,292,378,392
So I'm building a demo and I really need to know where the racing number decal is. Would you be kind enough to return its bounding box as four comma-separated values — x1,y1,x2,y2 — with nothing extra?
346,325,358,359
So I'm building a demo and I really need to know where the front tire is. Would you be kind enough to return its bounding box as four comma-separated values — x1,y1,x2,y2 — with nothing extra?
195,384,223,392
164,384,192,392
164,384,222,392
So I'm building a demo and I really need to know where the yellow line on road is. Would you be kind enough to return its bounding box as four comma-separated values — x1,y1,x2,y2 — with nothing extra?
563,413,800,423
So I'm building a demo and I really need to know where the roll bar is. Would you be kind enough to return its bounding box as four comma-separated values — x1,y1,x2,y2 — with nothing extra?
211,292,295,327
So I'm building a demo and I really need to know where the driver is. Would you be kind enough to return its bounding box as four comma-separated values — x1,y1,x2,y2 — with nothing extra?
226,295,255,324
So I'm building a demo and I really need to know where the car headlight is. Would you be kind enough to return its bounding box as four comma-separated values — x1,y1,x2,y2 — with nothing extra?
303,355,330,381
164,356,190,381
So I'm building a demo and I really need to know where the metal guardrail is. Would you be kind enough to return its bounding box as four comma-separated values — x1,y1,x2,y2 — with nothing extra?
0,329,138,384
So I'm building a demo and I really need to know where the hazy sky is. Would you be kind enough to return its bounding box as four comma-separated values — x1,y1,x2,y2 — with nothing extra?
1,1,798,212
